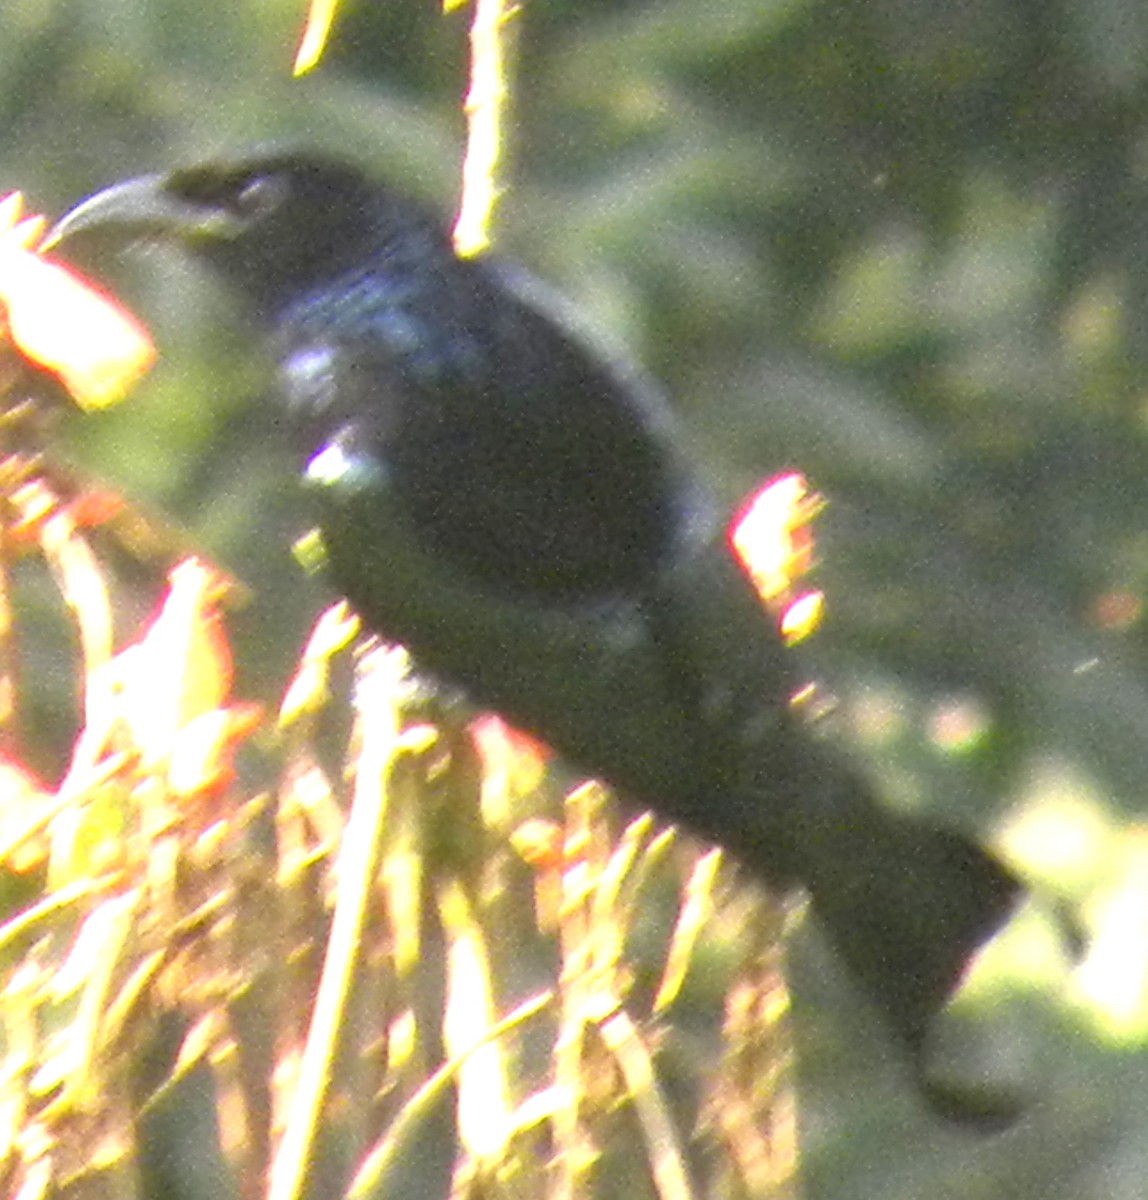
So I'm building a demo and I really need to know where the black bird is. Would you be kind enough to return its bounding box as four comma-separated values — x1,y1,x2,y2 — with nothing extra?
51,153,1022,1112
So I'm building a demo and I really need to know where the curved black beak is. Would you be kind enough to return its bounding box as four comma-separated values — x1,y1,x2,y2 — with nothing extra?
44,175,236,251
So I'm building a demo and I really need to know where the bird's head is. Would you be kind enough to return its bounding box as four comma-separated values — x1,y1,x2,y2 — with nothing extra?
49,152,444,320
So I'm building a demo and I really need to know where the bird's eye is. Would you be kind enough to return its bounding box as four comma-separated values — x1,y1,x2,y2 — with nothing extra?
168,167,288,223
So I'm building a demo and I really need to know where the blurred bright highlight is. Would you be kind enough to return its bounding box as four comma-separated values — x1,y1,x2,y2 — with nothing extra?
730,472,824,644
293,0,338,75
0,192,154,410
116,558,260,797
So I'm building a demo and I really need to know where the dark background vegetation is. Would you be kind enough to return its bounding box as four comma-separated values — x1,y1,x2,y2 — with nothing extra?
4,0,1148,1195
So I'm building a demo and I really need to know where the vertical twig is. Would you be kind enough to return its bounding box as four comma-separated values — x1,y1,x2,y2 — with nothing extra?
452,0,517,257
267,647,405,1200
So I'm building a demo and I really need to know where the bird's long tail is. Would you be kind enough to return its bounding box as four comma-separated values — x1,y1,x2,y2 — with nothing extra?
761,761,1022,1057
646,533,1022,1088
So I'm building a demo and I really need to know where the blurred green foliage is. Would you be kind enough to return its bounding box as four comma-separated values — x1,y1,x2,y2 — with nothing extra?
5,0,1148,1195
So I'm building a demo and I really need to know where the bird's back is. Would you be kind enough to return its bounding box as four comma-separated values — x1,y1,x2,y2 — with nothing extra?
276,244,689,604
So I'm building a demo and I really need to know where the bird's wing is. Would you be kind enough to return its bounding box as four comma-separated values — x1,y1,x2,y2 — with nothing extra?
302,418,714,808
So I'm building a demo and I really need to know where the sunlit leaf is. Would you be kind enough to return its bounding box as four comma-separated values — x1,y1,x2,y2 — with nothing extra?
729,472,817,602
0,755,53,873
121,559,233,767
167,704,262,798
0,193,154,410
729,471,824,644
279,601,359,727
